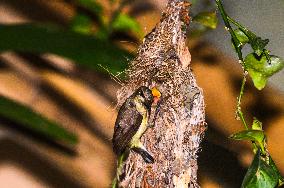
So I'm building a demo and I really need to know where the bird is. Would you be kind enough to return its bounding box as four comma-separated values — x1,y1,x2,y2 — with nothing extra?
112,86,161,164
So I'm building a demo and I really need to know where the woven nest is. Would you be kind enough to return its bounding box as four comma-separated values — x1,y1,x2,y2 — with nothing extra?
116,1,206,187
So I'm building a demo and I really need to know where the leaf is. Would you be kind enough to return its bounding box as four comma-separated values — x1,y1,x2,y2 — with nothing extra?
250,37,269,56
242,150,278,188
252,118,262,131
0,96,78,145
234,29,249,46
76,0,103,16
244,53,284,90
192,11,218,29
0,24,132,75
229,130,265,152
70,14,93,34
268,156,284,186
112,13,141,34
234,26,268,56
229,130,265,143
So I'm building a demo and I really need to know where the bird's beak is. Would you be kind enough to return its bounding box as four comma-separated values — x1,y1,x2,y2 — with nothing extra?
151,87,161,104
151,87,161,98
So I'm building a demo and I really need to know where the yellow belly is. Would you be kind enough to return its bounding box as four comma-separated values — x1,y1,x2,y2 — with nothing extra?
130,97,148,148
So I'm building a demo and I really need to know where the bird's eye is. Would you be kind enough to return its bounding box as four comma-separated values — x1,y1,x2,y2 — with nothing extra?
137,90,142,96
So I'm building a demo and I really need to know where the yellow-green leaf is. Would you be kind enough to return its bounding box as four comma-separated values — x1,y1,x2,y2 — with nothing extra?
193,11,218,29
244,53,284,90
229,130,265,143
229,130,265,152
250,37,269,56
252,118,262,131
234,29,249,46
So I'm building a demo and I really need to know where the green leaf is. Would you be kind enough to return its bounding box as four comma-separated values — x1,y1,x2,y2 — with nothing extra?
70,14,93,34
229,130,265,152
252,118,262,131
244,53,284,90
269,156,284,186
0,24,132,75
229,130,265,143
192,11,218,29
230,20,268,56
247,70,268,91
234,29,249,46
250,37,269,56
112,13,141,34
0,96,78,145
242,150,278,188
76,0,103,16
227,17,268,56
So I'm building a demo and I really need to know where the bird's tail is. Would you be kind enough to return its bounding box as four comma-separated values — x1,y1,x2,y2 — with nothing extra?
132,147,154,163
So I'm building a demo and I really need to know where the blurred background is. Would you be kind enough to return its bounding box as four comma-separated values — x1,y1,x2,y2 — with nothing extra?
0,0,283,187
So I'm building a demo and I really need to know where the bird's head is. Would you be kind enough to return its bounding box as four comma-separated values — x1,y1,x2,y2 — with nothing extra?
134,86,162,109
135,86,154,108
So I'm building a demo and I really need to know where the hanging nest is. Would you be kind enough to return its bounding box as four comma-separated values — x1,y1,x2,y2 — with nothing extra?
116,0,207,187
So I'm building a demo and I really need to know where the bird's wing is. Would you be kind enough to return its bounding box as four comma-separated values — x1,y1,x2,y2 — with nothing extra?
112,98,143,155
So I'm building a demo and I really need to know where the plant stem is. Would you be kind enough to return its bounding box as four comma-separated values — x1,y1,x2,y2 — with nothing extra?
227,16,251,36
111,177,117,188
215,0,249,130
236,75,248,129
215,0,244,63
112,152,126,187
236,75,260,153
227,16,259,47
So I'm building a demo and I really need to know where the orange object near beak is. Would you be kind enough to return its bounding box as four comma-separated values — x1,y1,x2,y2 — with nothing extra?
151,87,161,98
151,87,161,104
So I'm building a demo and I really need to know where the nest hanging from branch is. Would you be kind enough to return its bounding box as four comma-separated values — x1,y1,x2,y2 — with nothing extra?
116,0,207,187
